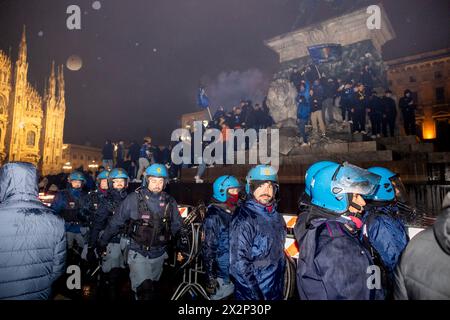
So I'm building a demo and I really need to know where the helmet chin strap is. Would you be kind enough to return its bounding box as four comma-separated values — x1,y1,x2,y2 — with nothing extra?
347,193,362,212
349,201,362,211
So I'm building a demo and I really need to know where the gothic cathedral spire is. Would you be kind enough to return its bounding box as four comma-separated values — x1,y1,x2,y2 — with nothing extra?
18,25,27,64
48,60,56,99
57,64,65,105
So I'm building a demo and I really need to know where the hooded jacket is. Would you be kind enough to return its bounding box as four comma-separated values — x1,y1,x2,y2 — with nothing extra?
229,199,286,300
202,202,234,282
393,197,450,300
0,162,66,300
294,206,385,300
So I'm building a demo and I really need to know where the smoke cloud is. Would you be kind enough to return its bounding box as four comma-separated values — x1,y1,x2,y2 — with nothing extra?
205,69,270,112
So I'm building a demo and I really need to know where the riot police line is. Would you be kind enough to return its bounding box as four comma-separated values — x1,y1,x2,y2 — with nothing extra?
0,160,449,301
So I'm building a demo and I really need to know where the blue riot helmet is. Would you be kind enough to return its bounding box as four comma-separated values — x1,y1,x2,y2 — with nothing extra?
96,170,109,189
310,163,381,214
245,165,278,194
213,175,241,203
68,171,86,188
143,163,169,187
305,161,338,197
245,165,279,205
365,167,407,203
108,168,129,190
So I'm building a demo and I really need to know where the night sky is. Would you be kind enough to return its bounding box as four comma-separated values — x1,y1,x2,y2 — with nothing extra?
0,0,449,147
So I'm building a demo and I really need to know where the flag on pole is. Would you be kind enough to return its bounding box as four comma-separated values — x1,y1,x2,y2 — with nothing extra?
197,87,210,109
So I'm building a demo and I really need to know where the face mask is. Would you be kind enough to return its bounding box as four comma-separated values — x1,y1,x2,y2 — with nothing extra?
226,193,239,208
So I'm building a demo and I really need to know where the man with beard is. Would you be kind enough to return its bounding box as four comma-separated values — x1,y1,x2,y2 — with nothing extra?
229,165,286,300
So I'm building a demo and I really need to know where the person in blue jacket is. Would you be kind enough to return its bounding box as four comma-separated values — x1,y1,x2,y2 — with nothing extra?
0,162,66,300
203,175,241,300
295,162,386,300
361,167,410,297
51,171,88,258
229,165,286,300
88,168,129,300
296,95,311,146
98,164,182,300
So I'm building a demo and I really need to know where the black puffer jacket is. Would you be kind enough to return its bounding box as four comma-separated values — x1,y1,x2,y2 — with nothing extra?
394,193,450,300
0,162,66,300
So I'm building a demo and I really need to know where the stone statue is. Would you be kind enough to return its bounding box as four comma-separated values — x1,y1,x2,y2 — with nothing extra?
266,79,298,128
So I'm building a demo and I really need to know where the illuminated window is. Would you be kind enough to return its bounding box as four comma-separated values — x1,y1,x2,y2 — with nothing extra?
26,131,36,146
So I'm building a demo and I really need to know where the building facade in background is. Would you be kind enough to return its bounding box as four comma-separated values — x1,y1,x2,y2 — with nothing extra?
386,48,450,141
61,144,102,173
0,27,65,174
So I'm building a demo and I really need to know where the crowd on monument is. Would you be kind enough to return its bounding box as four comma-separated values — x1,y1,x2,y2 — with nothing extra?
290,64,418,145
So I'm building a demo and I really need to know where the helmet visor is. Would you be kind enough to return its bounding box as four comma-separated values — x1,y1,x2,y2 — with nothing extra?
331,163,381,196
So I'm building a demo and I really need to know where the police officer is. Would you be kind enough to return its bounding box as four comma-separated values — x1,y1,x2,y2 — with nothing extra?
361,167,410,298
203,175,241,300
80,170,109,262
295,162,385,300
88,168,129,300
229,165,286,300
51,171,88,260
98,164,182,300
81,170,109,236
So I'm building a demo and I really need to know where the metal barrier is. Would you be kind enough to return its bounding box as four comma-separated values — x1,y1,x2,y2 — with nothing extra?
171,222,210,300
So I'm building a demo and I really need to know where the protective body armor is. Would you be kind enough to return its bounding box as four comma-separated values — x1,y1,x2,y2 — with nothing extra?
60,190,84,224
128,189,172,250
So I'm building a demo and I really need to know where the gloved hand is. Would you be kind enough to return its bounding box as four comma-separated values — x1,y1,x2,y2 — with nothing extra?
205,278,218,295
